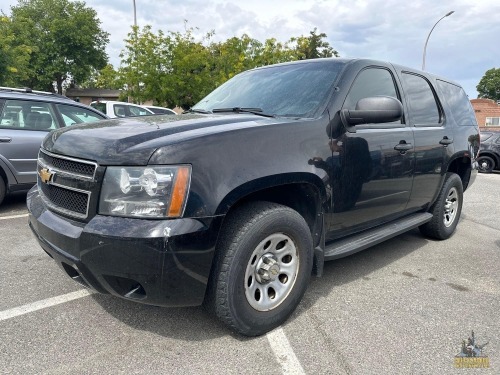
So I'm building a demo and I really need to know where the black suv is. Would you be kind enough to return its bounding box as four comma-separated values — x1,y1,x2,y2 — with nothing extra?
0,87,107,205
27,59,479,336
477,131,500,173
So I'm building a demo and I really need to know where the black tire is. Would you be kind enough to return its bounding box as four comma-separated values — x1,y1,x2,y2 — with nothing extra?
204,201,313,336
0,176,5,206
477,156,495,173
419,172,463,240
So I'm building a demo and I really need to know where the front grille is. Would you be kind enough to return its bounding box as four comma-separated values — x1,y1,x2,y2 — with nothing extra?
37,150,97,219
40,183,88,215
39,150,96,178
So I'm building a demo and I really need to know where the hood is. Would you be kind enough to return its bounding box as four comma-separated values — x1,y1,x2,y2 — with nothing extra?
42,113,283,165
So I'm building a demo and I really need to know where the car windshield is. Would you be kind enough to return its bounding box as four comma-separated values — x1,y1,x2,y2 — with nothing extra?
193,60,345,118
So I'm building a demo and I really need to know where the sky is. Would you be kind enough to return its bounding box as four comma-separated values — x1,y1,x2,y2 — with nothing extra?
2,0,500,98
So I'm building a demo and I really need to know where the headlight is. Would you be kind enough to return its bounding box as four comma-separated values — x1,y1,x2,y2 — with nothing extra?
99,165,191,218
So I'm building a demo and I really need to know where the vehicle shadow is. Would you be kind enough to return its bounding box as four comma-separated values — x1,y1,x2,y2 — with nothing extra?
92,228,430,341
300,228,429,307
0,191,28,216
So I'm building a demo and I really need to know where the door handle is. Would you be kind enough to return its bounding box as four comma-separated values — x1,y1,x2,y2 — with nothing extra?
0,137,12,143
394,142,413,152
439,136,453,146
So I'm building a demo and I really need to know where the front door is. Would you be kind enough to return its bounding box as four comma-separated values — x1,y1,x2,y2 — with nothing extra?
327,67,414,238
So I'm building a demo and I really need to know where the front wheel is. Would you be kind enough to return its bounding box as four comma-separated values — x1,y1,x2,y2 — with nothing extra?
205,201,313,336
477,156,495,173
419,172,463,240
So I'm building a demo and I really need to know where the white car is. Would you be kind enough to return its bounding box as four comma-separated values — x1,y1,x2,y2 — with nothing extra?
144,106,177,115
90,101,154,118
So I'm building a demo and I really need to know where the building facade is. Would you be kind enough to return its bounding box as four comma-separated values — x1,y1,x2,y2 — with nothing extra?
470,99,500,131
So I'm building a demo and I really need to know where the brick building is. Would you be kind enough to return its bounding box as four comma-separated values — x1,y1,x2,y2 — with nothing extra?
470,98,500,131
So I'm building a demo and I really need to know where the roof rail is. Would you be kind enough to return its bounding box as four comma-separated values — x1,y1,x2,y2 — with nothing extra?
0,86,67,99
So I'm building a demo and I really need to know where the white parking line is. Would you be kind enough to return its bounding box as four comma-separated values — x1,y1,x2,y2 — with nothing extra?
0,290,92,321
266,328,306,374
0,213,29,220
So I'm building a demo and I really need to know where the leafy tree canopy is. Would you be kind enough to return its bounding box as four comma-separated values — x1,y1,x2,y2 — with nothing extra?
477,68,500,101
119,24,338,108
5,0,109,93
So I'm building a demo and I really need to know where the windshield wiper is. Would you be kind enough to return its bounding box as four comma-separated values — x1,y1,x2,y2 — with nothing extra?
183,108,212,114
212,107,275,118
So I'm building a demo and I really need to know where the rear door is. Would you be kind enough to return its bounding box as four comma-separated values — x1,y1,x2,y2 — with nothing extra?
397,71,450,209
0,99,58,185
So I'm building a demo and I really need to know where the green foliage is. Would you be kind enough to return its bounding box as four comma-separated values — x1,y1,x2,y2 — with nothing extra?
0,15,33,86
4,0,109,93
477,68,500,101
81,64,121,90
119,24,338,108
290,28,339,59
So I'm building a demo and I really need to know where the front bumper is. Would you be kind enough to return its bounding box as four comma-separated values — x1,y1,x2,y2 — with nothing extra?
27,186,223,307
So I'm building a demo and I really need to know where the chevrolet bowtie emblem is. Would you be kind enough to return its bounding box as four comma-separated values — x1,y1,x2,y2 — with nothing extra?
39,168,54,184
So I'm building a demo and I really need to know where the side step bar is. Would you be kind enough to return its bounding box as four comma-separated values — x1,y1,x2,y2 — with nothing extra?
324,212,433,261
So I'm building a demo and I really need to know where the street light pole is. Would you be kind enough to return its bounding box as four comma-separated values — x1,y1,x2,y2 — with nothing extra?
422,11,454,71
133,0,137,27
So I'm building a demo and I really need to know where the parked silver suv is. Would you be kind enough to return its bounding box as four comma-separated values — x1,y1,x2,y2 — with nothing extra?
0,87,107,205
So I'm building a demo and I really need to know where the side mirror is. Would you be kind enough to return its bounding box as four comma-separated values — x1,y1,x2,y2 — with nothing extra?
340,96,403,126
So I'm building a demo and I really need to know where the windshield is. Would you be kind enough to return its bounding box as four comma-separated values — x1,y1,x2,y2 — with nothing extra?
193,60,345,118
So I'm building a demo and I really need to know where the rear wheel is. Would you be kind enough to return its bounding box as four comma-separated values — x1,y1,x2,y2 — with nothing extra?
477,156,495,173
205,201,313,336
419,172,463,240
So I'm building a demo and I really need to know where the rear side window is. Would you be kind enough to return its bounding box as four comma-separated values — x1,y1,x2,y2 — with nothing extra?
436,80,477,126
0,100,57,131
401,73,441,126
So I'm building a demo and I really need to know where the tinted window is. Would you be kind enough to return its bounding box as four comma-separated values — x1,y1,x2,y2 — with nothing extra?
128,105,150,116
344,68,399,110
113,104,127,117
193,61,345,118
91,102,107,114
56,104,105,126
0,100,57,131
402,73,441,125
436,80,476,126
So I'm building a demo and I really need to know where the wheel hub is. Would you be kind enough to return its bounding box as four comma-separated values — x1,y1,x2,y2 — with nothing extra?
244,233,299,311
255,254,280,283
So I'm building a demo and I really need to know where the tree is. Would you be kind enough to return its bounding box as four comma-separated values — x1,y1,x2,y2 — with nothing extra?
81,64,121,90
118,24,339,108
0,15,33,86
7,0,109,93
289,28,339,60
477,68,500,101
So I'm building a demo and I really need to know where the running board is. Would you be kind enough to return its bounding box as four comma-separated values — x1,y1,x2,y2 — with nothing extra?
324,212,433,261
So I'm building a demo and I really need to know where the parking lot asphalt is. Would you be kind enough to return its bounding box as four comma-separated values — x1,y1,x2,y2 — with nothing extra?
1,173,499,374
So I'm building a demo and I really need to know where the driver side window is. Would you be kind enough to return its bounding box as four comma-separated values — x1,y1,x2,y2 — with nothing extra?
344,68,399,110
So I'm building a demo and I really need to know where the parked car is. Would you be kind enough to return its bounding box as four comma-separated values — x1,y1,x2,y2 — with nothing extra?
0,87,107,205
144,105,176,115
90,100,154,118
27,58,478,336
477,131,500,173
